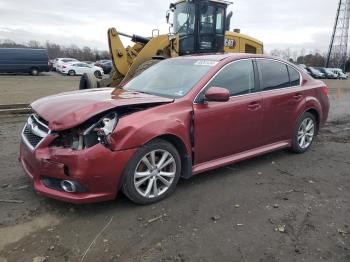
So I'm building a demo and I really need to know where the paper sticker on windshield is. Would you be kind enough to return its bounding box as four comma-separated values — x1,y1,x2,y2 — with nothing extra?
194,60,218,67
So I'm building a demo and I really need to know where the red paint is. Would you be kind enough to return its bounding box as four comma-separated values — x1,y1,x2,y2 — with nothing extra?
20,54,330,204
204,87,230,102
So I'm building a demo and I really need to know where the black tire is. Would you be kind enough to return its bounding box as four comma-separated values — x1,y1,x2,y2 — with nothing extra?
291,112,317,154
79,73,98,90
122,139,181,205
68,70,75,76
30,67,39,76
94,70,102,78
133,59,160,78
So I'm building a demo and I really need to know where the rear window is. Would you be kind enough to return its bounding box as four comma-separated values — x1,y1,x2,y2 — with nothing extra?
288,66,300,86
62,59,75,63
257,60,290,91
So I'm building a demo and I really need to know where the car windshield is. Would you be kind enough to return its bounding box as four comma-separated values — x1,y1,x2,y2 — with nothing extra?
123,59,216,98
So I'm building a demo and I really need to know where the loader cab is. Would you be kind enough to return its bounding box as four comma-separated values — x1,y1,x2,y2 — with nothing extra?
171,0,231,55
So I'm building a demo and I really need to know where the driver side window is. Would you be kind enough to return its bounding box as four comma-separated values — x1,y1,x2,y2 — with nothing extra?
206,60,255,97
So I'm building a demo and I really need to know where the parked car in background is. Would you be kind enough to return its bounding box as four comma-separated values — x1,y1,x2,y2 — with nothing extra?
307,67,325,79
329,68,348,80
0,48,49,75
20,54,329,204
51,58,58,71
55,58,79,72
296,65,311,75
315,67,338,79
99,61,113,74
82,61,94,65
48,59,56,71
61,62,104,77
95,60,111,66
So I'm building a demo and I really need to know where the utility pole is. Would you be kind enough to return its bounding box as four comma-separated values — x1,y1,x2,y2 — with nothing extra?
326,0,350,71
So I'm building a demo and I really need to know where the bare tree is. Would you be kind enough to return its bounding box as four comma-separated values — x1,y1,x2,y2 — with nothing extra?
0,39,110,61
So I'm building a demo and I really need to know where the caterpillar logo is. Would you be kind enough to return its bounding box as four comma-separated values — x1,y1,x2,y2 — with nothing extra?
224,38,236,49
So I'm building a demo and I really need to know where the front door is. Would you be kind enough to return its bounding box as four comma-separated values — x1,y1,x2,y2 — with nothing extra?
193,59,263,165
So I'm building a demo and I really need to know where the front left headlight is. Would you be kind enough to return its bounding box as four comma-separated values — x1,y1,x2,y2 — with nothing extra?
82,112,118,148
52,112,118,150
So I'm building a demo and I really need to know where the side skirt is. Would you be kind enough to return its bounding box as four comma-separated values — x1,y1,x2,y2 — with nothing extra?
192,141,291,175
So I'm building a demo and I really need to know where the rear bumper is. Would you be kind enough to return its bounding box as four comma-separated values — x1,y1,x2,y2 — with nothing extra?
19,138,137,204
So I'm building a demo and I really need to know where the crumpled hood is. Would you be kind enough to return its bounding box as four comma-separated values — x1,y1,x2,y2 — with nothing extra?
31,88,174,131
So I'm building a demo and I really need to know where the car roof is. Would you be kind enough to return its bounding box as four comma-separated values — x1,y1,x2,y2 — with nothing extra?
173,53,279,62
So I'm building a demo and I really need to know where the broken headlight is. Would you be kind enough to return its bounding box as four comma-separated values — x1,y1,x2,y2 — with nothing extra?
52,112,118,150
82,112,118,148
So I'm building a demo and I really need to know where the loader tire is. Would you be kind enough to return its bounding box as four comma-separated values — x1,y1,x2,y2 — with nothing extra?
79,73,98,90
133,59,160,78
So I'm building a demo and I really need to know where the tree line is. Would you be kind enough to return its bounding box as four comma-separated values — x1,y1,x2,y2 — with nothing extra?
0,39,110,61
1,39,349,71
270,48,350,71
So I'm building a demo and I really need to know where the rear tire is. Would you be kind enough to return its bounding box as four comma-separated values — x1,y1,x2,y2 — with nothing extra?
122,139,181,205
79,73,98,90
291,112,317,154
94,70,102,78
30,68,39,76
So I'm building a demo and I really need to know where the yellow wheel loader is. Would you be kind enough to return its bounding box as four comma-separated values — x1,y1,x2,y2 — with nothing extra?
80,0,263,89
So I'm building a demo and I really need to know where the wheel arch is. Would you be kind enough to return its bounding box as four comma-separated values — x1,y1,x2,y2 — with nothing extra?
305,108,320,132
154,134,193,179
29,66,39,75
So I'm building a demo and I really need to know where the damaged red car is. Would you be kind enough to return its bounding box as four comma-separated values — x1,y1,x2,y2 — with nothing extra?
19,54,329,204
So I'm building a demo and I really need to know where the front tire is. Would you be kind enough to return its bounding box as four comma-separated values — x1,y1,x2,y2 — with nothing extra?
291,112,317,154
79,73,98,90
122,139,181,205
30,67,39,76
68,70,75,76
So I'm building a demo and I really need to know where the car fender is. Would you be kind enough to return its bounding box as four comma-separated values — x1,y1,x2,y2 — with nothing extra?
110,102,193,157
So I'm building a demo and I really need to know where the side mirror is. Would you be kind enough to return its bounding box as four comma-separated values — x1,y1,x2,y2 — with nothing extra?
204,87,230,102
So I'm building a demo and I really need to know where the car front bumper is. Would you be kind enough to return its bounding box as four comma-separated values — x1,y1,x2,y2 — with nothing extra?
19,137,137,204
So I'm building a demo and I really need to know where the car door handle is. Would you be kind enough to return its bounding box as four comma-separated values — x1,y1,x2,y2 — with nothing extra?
293,93,303,100
248,101,261,110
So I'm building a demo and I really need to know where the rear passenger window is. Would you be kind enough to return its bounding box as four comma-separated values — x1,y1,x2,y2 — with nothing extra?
258,60,290,91
207,60,255,96
288,66,300,86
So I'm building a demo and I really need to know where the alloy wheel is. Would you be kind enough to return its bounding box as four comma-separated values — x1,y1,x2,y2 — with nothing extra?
297,117,315,149
133,149,176,199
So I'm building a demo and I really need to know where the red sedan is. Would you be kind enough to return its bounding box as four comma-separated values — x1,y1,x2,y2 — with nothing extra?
19,54,330,204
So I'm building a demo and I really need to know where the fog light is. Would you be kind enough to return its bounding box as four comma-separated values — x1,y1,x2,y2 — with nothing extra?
60,180,77,193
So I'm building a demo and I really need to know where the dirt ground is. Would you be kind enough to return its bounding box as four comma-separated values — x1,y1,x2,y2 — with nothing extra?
0,72,79,105
0,84,349,262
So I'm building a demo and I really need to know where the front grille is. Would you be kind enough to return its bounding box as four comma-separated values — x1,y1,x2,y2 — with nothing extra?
22,114,50,149
23,125,43,148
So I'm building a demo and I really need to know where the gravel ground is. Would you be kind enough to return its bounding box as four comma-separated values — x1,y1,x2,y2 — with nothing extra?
0,72,349,105
0,72,79,105
0,86,349,262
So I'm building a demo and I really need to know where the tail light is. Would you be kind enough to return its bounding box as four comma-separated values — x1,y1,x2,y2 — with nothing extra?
321,86,329,97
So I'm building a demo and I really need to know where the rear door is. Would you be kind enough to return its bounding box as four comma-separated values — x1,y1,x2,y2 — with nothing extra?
193,59,263,164
256,59,305,144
